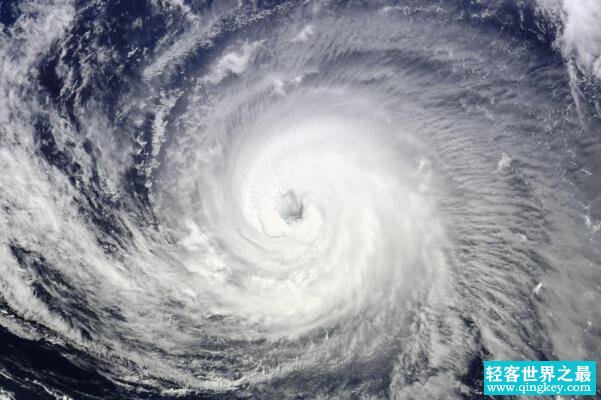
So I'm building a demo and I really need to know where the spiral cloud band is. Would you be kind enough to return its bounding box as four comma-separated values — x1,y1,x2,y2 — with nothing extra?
0,0,600,399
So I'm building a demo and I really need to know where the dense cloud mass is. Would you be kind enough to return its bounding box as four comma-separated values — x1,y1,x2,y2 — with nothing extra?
0,1,600,399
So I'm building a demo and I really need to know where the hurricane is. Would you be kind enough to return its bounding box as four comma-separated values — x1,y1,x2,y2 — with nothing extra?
1,0,600,399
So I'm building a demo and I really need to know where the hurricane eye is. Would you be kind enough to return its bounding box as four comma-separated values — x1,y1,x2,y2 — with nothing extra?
278,190,303,222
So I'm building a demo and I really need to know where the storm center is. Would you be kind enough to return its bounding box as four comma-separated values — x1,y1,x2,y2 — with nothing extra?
278,190,304,222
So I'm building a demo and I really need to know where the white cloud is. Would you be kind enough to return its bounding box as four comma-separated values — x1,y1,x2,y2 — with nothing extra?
204,40,263,84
